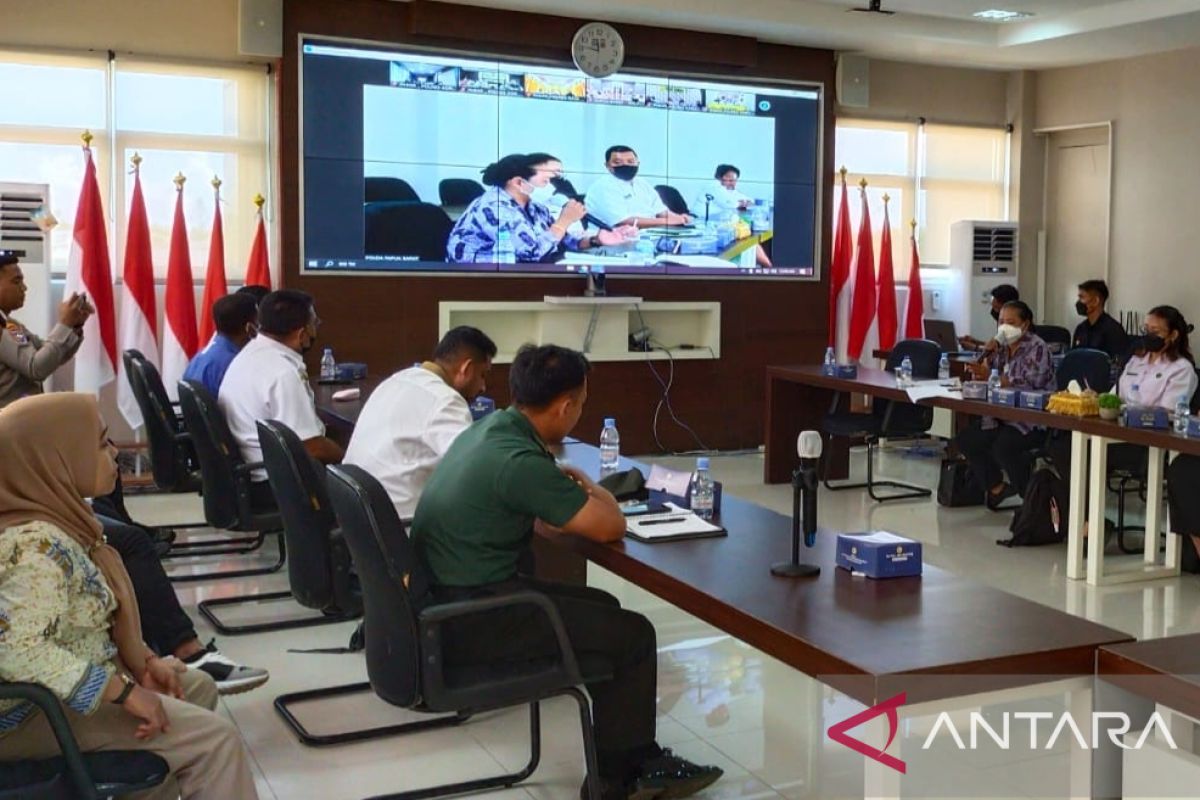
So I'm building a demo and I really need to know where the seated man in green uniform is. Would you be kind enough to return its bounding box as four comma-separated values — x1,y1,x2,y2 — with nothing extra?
412,344,722,800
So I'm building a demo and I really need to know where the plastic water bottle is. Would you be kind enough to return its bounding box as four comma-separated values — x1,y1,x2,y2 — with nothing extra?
495,230,516,264
320,348,337,381
824,347,836,375
988,368,1002,398
900,356,913,387
751,199,768,232
691,457,714,520
1175,396,1191,434
938,353,951,381
599,418,620,475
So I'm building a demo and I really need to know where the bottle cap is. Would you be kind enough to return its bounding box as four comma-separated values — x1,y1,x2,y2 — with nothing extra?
604,417,616,428
696,457,710,470
323,347,332,354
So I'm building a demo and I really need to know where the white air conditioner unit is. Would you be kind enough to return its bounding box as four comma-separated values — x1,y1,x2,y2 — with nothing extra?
0,183,53,338
948,220,1018,343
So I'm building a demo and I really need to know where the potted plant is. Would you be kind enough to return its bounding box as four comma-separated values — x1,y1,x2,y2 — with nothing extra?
1098,392,1122,421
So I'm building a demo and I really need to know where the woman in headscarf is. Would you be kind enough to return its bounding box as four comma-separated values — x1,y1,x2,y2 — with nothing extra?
0,393,258,800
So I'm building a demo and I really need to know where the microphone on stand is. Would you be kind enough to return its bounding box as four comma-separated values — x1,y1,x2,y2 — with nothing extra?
550,177,614,232
771,430,822,578
704,194,714,226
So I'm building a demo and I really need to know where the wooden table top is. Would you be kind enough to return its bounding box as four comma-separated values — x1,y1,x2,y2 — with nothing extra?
1098,635,1200,720
313,376,383,431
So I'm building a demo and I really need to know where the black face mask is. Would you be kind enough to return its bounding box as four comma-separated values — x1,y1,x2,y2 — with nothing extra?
990,308,1001,322
611,164,639,181
1143,334,1166,353
1075,301,1090,316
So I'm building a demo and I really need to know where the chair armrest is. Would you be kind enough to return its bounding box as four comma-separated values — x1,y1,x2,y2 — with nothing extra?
233,461,265,477
172,431,192,445
0,683,99,799
418,591,583,684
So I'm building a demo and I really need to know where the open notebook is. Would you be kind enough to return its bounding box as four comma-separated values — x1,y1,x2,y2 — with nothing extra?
625,503,726,543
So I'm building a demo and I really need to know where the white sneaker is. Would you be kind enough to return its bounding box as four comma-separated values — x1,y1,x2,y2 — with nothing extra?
185,640,270,695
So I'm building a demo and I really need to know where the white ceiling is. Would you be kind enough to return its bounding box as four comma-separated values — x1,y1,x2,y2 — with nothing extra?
435,0,1200,70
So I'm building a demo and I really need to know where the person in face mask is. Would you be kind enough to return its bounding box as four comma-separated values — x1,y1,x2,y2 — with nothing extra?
218,290,343,508
958,284,1021,351
1070,279,1129,361
584,145,691,230
956,300,1054,509
446,154,635,265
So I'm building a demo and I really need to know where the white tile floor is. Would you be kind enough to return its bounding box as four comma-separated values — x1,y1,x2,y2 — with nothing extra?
125,443,1200,800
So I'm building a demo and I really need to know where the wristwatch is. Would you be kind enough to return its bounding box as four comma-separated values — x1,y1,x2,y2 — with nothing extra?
112,672,136,705
588,235,602,249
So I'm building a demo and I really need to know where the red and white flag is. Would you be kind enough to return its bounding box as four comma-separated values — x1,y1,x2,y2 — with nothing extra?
245,195,271,289
63,138,117,394
847,181,877,362
828,169,853,362
116,155,158,427
161,175,199,401
875,195,898,352
904,221,926,339
197,178,228,345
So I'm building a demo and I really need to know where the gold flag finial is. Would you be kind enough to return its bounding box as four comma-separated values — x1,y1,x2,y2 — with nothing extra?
882,193,890,204
839,165,848,177
858,177,868,190
253,193,265,210
81,130,93,147
130,152,142,169
173,172,186,190
211,175,222,192
910,219,917,231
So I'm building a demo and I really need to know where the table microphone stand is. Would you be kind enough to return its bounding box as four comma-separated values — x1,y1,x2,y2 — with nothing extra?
771,439,821,578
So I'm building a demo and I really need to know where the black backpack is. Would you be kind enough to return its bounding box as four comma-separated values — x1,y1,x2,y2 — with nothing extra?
999,468,1068,547
938,458,984,507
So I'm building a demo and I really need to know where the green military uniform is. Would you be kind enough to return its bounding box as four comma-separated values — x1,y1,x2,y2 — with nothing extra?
412,406,588,587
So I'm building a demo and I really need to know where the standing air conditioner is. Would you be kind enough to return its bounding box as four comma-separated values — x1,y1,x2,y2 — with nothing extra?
0,182,53,339
948,220,1018,343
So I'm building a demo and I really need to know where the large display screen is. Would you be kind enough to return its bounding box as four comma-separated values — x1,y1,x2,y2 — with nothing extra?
300,38,823,278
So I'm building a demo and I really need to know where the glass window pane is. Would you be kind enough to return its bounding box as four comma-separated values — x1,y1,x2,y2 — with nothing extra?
920,181,1006,265
835,125,912,177
0,142,102,268
116,72,237,136
0,63,106,129
924,125,1006,182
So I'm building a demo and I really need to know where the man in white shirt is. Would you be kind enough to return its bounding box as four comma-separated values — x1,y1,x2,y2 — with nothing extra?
344,326,496,520
218,289,344,504
691,164,752,225
585,145,691,230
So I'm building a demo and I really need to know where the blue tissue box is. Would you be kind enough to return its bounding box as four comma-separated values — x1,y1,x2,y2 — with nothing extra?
1188,417,1200,439
469,396,496,420
1123,406,1169,430
836,532,922,579
989,387,1021,406
835,364,859,379
1020,391,1052,411
335,362,367,381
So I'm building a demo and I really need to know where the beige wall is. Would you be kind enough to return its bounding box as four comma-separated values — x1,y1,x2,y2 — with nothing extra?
1036,46,1200,323
839,58,1010,127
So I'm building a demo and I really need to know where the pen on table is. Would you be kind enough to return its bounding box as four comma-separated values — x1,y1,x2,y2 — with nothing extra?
639,517,688,526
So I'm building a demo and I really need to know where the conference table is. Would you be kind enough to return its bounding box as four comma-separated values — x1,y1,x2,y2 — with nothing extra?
765,364,1200,586
314,377,1133,797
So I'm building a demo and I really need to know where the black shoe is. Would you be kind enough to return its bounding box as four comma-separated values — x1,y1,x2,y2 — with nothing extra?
579,777,661,800
985,484,1018,511
631,748,723,799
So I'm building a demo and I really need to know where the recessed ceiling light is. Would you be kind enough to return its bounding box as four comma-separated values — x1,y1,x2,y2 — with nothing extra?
973,9,1035,21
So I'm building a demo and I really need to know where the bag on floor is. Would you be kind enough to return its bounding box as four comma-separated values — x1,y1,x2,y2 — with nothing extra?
937,458,984,507
999,468,1068,547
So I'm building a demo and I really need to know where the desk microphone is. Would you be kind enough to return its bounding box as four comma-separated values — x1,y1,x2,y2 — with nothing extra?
704,194,714,225
550,178,614,232
771,431,822,578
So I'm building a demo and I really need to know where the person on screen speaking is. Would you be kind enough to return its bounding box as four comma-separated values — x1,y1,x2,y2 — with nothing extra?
691,164,752,222
446,153,635,264
585,145,691,230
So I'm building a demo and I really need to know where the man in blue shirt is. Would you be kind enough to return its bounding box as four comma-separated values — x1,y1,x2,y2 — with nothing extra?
183,293,258,396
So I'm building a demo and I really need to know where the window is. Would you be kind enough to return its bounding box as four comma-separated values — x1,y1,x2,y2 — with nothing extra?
0,49,270,280
834,118,1009,275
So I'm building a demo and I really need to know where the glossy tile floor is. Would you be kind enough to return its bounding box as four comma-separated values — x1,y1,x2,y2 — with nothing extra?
126,443,1200,799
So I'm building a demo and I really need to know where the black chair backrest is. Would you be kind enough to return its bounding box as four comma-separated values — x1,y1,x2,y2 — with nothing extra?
654,184,690,216
127,354,196,493
257,420,338,610
364,177,419,203
364,202,454,262
878,339,941,433
438,178,485,207
1056,347,1113,393
177,380,251,530
326,464,427,708
1035,325,1072,353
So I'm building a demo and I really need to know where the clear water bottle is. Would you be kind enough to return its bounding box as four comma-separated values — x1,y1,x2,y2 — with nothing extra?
495,229,516,264
320,347,337,381
938,353,951,381
1175,396,1191,434
988,367,1002,398
599,418,620,475
823,346,836,375
900,356,913,387
690,457,714,520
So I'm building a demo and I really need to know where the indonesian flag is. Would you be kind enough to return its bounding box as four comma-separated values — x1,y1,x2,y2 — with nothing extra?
904,222,926,339
161,179,199,401
245,199,271,289
875,197,898,352
846,182,877,362
828,169,853,362
63,144,117,394
116,160,158,427
197,182,228,345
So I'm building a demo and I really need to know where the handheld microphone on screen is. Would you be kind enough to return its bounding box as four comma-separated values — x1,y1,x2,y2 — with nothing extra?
770,431,823,578
550,177,614,232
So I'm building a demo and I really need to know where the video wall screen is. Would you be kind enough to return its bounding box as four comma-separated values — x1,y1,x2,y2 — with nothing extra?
300,38,823,278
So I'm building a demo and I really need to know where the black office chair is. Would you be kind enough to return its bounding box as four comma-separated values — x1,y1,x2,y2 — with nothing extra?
1035,325,1072,355
176,380,286,583
821,339,941,502
1055,347,1113,393
364,177,420,203
0,682,168,799
320,464,604,799
364,202,454,262
654,185,690,216
438,178,485,207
